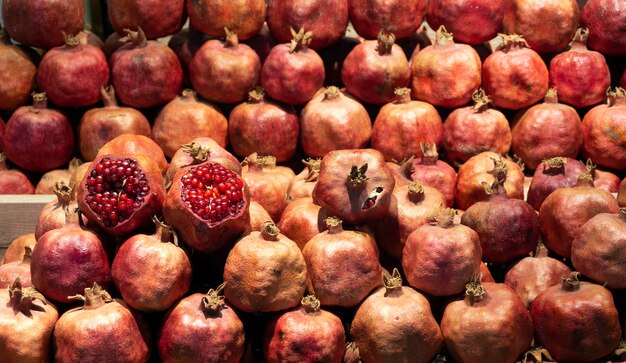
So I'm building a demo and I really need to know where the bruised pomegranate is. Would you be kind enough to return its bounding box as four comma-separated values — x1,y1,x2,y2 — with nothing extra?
300,87,371,157
482,34,549,110
410,143,456,207
223,222,307,312
527,157,586,211
410,26,482,108
0,153,35,194
78,86,152,161
2,93,74,173
248,200,273,232
351,269,443,363
188,0,265,40
0,28,37,111
153,89,228,158
35,158,80,194
263,295,345,362
0,246,32,288
403,209,482,296
35,182,80,240
581,0,626,55
593,168,621,192
242,154,294,222
348,0,426,40
442,89,512,165
287,159,321,201
1,233,36,265
427,0,503,44
303,217,381,307
110,28,183,108
229,88,300,161
531,272,621,361
158,284,245,362
278,197,328,250
108,0,185,39
441,279,533,362
54,283,150,363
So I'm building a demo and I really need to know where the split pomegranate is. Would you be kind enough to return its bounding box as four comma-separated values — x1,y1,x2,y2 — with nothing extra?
403,209,482,296
351,269,443,363
229,88,300,161
0,28,37,111
527,157,586,211
110,28,183,108
248,200,273,232
287,159,321,201
158,284,246,362
1,233,36,265
303,217,381,307
78,86,152,161
0,246,32,288
108,0,185,39
426,0,504,44
242,153,294,222
35,158,80,194
410,26,482,108
482,34,549,110
442,89,512,165
263,295,346,362
581,0,626,55
0,153,35,194
223,222,307,312
97,134,168,174
35,182,79,240
153,89,229,158
348,0,426,40
531,272,622,361
410,143,456,207
593,168,621,192
188,0,265,40
54,283,151,363
278,197,328,250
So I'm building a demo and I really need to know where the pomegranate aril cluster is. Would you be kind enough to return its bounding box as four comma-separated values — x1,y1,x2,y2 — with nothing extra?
181,163,245,223
84,157,149,227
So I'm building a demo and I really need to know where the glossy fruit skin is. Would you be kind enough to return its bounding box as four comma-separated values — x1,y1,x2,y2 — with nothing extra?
108,0,186,39
581,92,626,170
0,31,37,111
527,158,586,211
581,0,626,55
348,0,426,39
187,0,266,41
278,197,328,250
427,0,504,44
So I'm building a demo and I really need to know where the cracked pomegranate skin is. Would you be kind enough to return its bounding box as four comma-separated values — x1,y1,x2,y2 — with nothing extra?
427,0,503,44
108,0,185,39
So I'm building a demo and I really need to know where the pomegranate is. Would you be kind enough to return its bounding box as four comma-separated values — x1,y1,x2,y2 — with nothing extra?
318,36,361,86
593,168,621,192
527,157,586,211
248,200,273,232
158,284,245,362
34,158,81,194
1,0,84,48
108,0,185,39
480,262,495,283
263,295,346,362
223,222,307,312
188,0,265,40
539,171,620,258
54,283,151,362
302,217,381,307
103,32,125,59
482,34,549,110
343,342,360,363
78,86,152,161
511,89,583,170
403,209,482,296
1,233,36,265
242,154,295,222
0,278,58,363
455,152,525,211
97,134,168,174
300,87,371,157
168,27,210,85
619,178,626,207
30,209,111,304
410,143,456,207
153,89,229,158
581,87,626,170
0,246,32,288
244,23,279,63
442,89,512,165
286,159,321,201
0,153,35,194
261,29,325,105
164,160,250,253
441,279,533,362
348,0,426,40
110,28,183,108
2,93,74,173
351,269,443,363
69,162,91,197
35,182,81,240
426,0,504,44
375,181,445,259
0,28,37,111
77,30,105,50
267,0,348,50
410,26,482,108
229,87,300,161
313,149,395,224
581,0,626,55
531,272,622,361
278,197,329,250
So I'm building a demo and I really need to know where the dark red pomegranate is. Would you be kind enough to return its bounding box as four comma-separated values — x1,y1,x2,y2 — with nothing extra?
2,0,84,48
300,87,372,157
0,153,35,194
278,197,328,250
442,89,512,165
351,269,443,363
158,284,246,362
531,272,622,361
263,295,346,362
229,88,300,161
313,149,395,224
286,158,321,201
54,283,151,362
153,89,229,158
2,93,74,173
35,182,81,240
78,86,152,161
482,34,549,110
581,0,626,55
593,168,621,192
0,28,37,111
108,0,185,39
248,200,273,232
1,233,36,265
410,143,456,207
410,26,482,108
188,0,265,40
103,32,125,59
427,0,504,44
441,279,533,362
261,29,325,105
349,0,426,39
35,158,81,194
97,134,168,175
0,246,32,288
110,28,183,108
527,157,586,211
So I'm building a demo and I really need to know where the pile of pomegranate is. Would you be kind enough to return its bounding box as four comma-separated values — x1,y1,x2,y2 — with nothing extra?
1,0,626,361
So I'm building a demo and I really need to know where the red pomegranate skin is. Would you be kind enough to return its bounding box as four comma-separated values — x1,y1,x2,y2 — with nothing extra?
244,23,279,63
278,197,328,250
348,0,426,39
1,233,36,265
97,134,168,175
248,200,273,232
619,178,626,207
300,87,372,158
188,0,265,41
530,274,622,362
168,28,210,85
110,28,183,108
2,94,74,173
0,154,35,194
286,159,320,202
2,0,84,49
108,0,186,39
242,155,295,222
35,168,72,195
0,29,37,111
511,89,582,170
581,0,626,55
37,35,110,108
527,157,586,211
0,249,32,288
267,0,349,50
410,144,456,207
77,30,105,50
427,0,504,44
594,169,621,193
229,88,300,162
104,32,125,59
34,182,78,240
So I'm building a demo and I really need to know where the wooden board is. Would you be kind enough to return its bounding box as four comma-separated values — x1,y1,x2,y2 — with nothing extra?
0,195,55,260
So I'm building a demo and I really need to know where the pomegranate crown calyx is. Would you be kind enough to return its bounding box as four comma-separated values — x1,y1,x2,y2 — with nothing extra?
376,31,396,55
419,142,439,165
202,283,226,313
561,271,581,291
248,86,265,102
261,221,281,240
522,347,554,363
181,142,211,164
303,158,321,182
497,33,529,52
465,274,486,305
472,88,492,111
301,294,321,313
324,216,343,233
289,27,313,53
543,157,566,169
572,27,590,45
9,276,47,306
68,282,113,308
382,268,403,290
152,215,179,246
62,31,81,47
223,27,239,48
607,87,626,107
435,25,454,46
348,163,369,187
428,208,456,227
54,181,74,206
120,27,148,47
